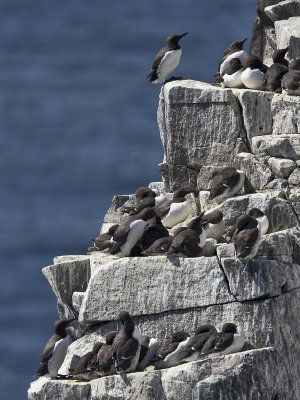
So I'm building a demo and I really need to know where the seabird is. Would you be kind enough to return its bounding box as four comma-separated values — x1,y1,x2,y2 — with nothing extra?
137,335,160,371
155,189,191,228
209,167,245,203
178,325,217,363
232,212,262,259
109,207,156,257
272,47,290,67
201,323,245,358
140,216,169,252
35,319,75,379
281,59,300,96
155,330,190,368
241,56,268,90
122,187,156,215
87,224,119,253
151,188,167,206
200,210,225,241
112,311,141,374
145,33,188,84
142,227,186,256
215,38,247,82
95,330,119,377
73,342,104,380
167,214,206,257
265,48,290,92
222,58,244,88
248,208,269,235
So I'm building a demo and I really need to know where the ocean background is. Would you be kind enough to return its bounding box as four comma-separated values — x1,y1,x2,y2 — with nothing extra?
0,0,256,398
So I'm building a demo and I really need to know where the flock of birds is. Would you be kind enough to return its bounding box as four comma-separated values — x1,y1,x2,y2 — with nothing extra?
87,166,269,260
35,312,245,381
145,33,300,94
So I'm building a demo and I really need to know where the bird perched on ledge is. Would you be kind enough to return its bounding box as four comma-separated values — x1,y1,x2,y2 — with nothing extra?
145,33,188,84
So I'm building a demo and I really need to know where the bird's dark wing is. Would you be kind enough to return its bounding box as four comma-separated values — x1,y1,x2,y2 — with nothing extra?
235,228,259,258
201,334,220,356
157,341,178,359
154,200,172,219
114,337,139,371
73,352,94,374
145,47,168,81
34,334,59,376
109,219,133,254
214,333,234,351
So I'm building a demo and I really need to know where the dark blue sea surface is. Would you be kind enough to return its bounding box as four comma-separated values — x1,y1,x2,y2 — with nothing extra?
0,1,256,398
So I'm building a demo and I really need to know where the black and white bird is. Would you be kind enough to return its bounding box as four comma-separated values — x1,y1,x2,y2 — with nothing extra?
155,330,190,368
140,216,169,252
282,59,300,96
167,215,206,257
35,319,75,379
200,210,225,241
214,38,247,82
73,342,104,380
209,167,245,203
109,207,156,257
122,187,156,215
265,48,290,92
155,190,191,228
151,188,167,206
142,227,186,256
95,330,119,377
87,224,119,253
241,55,268,90
178,325,217,363
112,311,141,374
232,211,262,259
145,33,188,84
222,58,244,88
137,335,160,371
201,323,245,358
248,208,269,235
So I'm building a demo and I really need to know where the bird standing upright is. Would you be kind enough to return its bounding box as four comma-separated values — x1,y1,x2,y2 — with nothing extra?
145,33,188,84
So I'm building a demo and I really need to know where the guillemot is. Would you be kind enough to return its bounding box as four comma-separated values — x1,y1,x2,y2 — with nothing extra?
248,208,269,235
209,167,245,203
73,342,104,380
265,48,290,92
145,33,188,84
241,55,268,90
112,311,141,374
122,187,156,215
178,324,217,363
140,216,169,252
281,59,300,96
35,319,75,379
200,210,225,241
167,214,206,257
155,189,191,228
232,212,262,259
214,38,247,82
137,335,160,371
142,227,186,256
222,58,244,88
201,323,245,358
87,224,119,253
109,207,156,257
95,330,119,377
155,330,190,368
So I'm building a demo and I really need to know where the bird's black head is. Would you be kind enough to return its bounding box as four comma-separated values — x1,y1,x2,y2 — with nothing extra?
166,32,188,48
93,342,104,353
140,335,151,347
108,224,119,235
248,208,264,218
139,207,156,221
171,330,189,343
244,55,263,69
230,38,247,51
173,189,189,200
195,324,217,335
272,47,290,63
53,319,75,337
221,323,237,334
135,187,156,202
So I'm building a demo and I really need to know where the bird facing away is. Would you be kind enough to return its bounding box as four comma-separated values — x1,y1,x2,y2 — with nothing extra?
142,226,186,256
35,319,75,379
137,336,160,371
112,311,141,374
201,323,245,358
145,33,188,84
155,330,190,368
241,55,267,90
232,212,262,259
121,187,156,215
209,167,245,203
281,59,300,95
178,324,217,363
272,47,290,67
73,342,104,380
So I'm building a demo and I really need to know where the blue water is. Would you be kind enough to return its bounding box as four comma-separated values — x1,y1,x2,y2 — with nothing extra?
0,1,256,398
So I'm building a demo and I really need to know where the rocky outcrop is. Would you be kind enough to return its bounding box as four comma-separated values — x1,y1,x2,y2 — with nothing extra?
28,15,300,398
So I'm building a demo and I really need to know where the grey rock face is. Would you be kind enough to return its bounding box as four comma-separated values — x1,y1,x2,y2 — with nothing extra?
275,17,300,61
252,135,300,160
271,95,300,135
268,157,296,178
288,168,300,186
265,0,300,23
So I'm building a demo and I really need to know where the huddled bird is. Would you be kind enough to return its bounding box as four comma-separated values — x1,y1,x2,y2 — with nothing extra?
209,167,245,203
241,55,268,90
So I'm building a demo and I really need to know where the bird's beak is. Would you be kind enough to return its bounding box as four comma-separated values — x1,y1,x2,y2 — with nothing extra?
180,32,189,38
242,38,248,44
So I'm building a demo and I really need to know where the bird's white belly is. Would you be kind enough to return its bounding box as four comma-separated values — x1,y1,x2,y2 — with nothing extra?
220,50,247,75
241,68,265,89
257,215,269,235
49,337,69,378
205,220,225,240
223,69,243,88
118,220,145,257
162,200,190,228
221,328,245,356
164,336,190,367
156,49,182,83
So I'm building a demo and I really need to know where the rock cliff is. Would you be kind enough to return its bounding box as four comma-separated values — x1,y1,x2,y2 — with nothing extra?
29,3,300,399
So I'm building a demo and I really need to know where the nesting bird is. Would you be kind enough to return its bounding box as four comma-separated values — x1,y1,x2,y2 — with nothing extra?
209,167,245,203
215,38,247,82
137,335,160,371
265,47,290,92
142,227,186,256
95,330,119,377
112,311,141,374
167,214,206,257
35,319,74,379
155,330,190,368
178,324,217,363
109,207,156,257
201,323,245,358
73,342,104,380
140,216,169,252
155,189,191,228
145,33,188,84
199,210,225,241
222,58,244,88
87,224,119,253
122,187,156,215
241,55,267,90
281,59,300,96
